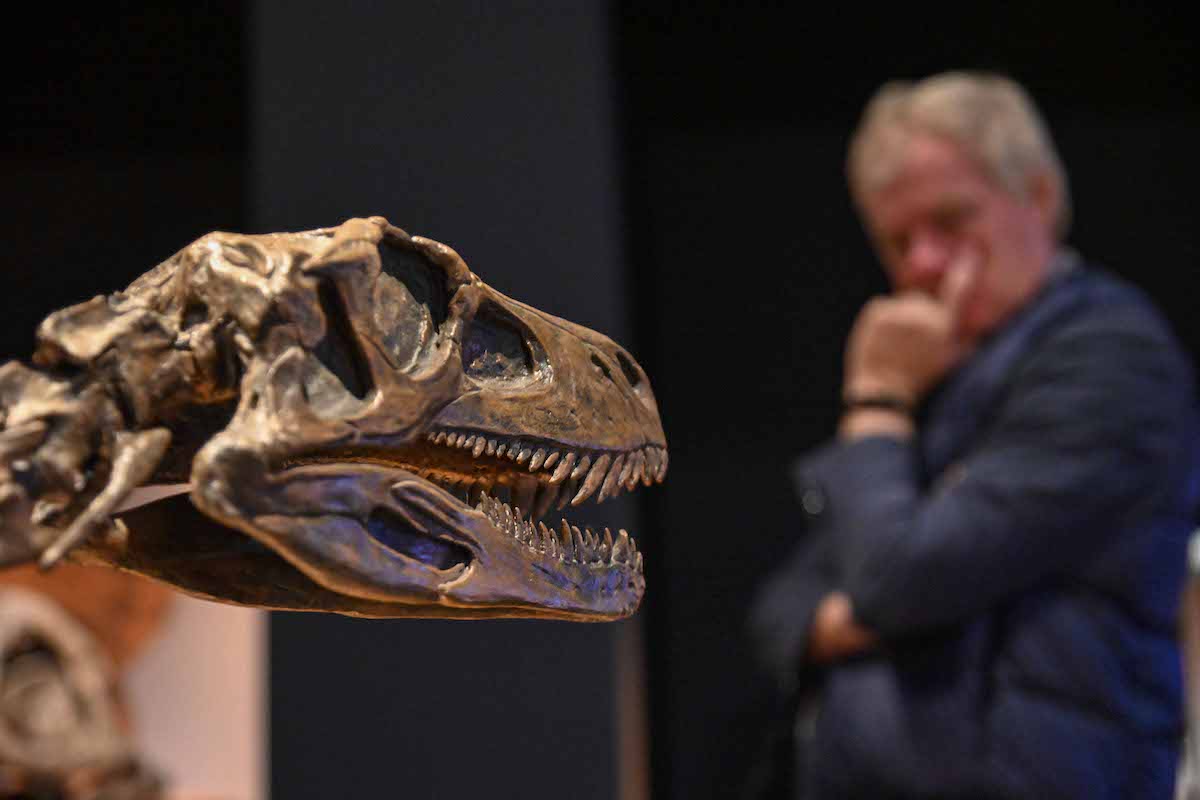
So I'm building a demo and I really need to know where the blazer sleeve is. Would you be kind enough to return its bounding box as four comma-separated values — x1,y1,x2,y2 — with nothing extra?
801,308,1195,638
747,524,838,690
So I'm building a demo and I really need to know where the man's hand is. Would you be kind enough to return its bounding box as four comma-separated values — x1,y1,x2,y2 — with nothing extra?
840,251,978,438
807,591,878,664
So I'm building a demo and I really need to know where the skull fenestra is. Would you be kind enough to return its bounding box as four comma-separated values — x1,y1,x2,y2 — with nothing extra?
0,217,667,621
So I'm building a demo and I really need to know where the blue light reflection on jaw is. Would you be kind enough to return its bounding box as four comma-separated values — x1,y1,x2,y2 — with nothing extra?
365,508,470,571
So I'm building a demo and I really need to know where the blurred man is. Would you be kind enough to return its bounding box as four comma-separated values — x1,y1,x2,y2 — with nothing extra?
750,73,1198,798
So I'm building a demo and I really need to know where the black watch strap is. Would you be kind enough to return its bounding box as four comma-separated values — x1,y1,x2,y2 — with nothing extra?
842,393,913,415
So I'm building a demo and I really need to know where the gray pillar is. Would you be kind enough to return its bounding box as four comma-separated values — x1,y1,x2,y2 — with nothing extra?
251,3,636,797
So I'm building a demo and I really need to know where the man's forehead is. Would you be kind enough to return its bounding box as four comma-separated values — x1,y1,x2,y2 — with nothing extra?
887,135,991,192
866,135,998,221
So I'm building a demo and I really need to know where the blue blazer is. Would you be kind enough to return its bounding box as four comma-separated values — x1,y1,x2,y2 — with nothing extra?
751,261,1199,799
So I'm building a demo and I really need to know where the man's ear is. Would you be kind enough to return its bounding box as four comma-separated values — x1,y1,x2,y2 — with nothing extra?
1027,169,1060,232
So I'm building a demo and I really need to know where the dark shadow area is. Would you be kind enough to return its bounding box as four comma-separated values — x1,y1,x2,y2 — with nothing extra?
0,4,247,357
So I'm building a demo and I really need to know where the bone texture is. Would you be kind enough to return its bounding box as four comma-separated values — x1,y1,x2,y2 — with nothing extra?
0,217,667,621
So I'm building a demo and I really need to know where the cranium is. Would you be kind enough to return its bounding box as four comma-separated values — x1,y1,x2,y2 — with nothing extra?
0,217,666,621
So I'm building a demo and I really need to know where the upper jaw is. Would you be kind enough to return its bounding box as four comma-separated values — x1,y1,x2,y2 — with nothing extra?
432,282,666,456
416,424,667,516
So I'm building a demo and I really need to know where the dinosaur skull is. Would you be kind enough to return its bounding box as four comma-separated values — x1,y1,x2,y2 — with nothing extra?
1,218,667,621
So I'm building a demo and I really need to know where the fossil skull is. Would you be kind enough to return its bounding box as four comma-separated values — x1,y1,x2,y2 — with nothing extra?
0,217,666,621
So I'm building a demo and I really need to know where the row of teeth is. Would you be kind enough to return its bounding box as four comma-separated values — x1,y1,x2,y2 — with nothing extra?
478,494,643,572
426,428,668,507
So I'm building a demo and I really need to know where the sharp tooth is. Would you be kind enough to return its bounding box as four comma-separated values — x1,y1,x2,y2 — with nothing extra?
635,552,644,572
507,442,521,460
427,431,438,442
612,530,630,563
549,452,576,484
643,448,657,482
529,448,546,470
435,432,448,445
556,477,578,510
543,451,560,469
572,454,611,506
486,438,497,456
457,433,470,448
553,522,572,557
532,483,558,521
599,528,613,561
598,454,625,502
572,527,586,560
603,528,614,549
512,478,537,519
472,438,487,458
657,450,669,481
620,452,638,490
545,530,558,557
570,454,591,481
464,434,476,449
516,447,532,465
562,520,577,558
619,453,638,491
495,443,507,457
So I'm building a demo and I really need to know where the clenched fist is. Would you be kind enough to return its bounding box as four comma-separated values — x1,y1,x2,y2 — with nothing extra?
844,251,979,408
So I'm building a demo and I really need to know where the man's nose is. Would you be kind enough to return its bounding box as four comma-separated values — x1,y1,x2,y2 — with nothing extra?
901,232,950,291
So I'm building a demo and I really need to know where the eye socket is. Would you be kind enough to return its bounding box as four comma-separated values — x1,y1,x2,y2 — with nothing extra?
463,302,535,381
379,241,449,330
374,242,451,369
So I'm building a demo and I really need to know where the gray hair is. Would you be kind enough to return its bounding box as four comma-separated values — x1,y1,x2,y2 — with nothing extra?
847,72,1071,238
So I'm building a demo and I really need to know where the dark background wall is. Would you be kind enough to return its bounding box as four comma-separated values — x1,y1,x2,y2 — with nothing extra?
616,4,1199,798
0,4,246,356
253,3,637,799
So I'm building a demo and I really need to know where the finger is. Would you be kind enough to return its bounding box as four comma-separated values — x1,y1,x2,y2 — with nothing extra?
939,248,980,327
